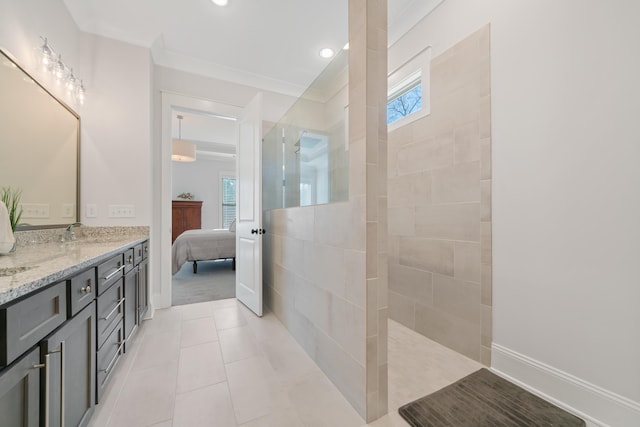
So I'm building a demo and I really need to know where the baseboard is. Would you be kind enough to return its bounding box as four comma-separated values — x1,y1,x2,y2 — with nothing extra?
491,343,640,427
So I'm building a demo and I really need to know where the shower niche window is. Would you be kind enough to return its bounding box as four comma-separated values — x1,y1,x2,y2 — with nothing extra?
263,49,349,210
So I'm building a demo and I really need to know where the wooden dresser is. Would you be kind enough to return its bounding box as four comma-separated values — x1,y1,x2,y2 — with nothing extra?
172,200,202,242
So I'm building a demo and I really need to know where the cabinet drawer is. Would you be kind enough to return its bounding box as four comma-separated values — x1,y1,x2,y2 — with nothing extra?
68,268,96,317
96,279,124,349
0,282,67,367
123,248,135,274
96,321,124,403
133,244,143,266
97,254,124,295
142,240,149,260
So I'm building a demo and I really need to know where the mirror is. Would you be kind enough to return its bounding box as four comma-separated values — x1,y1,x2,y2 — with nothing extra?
0,48,80,229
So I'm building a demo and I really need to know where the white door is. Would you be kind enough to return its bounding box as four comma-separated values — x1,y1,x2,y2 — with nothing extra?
235,93,263,316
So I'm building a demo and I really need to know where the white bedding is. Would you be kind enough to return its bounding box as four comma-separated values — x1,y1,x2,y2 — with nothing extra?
171,229,235,275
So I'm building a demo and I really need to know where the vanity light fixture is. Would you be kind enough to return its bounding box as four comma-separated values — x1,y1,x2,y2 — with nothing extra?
319,47,335,59
172,115,197,162
211,0,229,6
77,80,86,104
40,38,52,65
39,36,87,104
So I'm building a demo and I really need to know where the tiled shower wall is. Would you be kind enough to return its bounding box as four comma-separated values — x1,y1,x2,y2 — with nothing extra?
263,0,388,422
387,25,492,364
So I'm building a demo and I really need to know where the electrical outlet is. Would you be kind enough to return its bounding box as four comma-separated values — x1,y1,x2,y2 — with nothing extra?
62,204,75,218
21,203,50,219
108,204,135,218
86,204,97,218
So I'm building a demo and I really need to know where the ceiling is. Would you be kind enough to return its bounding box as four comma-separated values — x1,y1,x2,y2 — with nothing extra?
63,0,443,155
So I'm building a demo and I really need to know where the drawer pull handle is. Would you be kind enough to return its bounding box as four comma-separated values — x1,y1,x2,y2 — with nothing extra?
80,280,92,294
101,340,125,375
103,264,125,281
33,354,51,427
127,255,133,264
101,298,125,321
33,344,65,427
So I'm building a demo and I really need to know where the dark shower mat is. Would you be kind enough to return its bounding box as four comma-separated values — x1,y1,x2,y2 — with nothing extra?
398,368,585,427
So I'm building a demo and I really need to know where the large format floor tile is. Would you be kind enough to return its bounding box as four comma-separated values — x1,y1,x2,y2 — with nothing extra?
89,298,483,427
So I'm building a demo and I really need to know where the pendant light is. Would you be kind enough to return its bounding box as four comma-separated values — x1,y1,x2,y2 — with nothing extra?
172,115,196,162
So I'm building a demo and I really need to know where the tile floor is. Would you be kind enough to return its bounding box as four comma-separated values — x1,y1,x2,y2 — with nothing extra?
88,299,482,427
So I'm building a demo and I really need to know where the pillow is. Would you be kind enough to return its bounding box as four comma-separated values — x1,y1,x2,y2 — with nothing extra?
229,219,236,232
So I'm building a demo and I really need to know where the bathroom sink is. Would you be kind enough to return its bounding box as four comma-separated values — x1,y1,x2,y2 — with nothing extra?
0,266,34,277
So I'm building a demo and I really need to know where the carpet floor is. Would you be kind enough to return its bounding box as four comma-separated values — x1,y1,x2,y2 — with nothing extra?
172,259,235,306
399,368,585,427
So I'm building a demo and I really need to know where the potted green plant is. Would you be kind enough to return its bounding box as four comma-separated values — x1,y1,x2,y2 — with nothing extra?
0,187,23,232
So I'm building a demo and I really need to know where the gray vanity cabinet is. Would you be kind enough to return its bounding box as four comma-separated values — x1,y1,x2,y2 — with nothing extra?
40,302,96,427
135,241,149,322
123,267,138,347
96,321,124,402
0,237,149,424
137,258,149,322
0,347,41,427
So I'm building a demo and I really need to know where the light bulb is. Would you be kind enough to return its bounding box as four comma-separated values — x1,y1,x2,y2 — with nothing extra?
211,0,229,6
55,55,65,80
77,81,86,104
66,69,76,91
41,38,52,66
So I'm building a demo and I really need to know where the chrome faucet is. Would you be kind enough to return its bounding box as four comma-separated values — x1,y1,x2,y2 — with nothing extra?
63,222,83,241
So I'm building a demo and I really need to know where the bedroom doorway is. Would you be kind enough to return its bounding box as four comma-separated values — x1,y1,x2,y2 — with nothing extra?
154,92,243,310
170,107,238,307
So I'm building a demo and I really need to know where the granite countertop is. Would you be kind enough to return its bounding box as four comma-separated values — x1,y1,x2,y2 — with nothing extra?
0,226,149,305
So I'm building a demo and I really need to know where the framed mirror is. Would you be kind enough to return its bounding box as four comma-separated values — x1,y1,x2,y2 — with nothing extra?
0,48,80,230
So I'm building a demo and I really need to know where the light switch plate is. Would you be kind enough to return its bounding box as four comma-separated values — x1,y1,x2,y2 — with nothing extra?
108,204,135,218
86,204,97,218
21,203,50,219
62,204,75,218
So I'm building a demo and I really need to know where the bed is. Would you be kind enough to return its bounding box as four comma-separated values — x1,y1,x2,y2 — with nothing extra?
171,228,236,275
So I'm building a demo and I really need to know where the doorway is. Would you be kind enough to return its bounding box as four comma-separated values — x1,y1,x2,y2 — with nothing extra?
153,92,242,309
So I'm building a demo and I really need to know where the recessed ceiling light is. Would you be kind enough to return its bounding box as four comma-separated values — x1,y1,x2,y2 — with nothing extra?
319,48,335,59
343,42,350,50
211,0,229,6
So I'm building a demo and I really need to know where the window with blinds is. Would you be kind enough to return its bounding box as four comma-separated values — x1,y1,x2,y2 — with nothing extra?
221,176,236,228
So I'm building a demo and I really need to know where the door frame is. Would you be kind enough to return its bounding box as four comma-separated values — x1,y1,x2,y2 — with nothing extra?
152,92,241,309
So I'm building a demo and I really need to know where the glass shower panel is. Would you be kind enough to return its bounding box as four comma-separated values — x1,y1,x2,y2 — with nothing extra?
263,49,349,209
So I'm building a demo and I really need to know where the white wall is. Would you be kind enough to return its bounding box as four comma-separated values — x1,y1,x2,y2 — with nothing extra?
172,158,235,229
78,34,152,226
391,0,640,425
155,66,296,124
0,0,81,103
0,0,152,227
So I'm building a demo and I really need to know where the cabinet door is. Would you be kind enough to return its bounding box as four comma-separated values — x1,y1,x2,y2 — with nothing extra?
123,268,138,348
40,302,96,427
0,347,40,427
137,259,149,322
